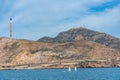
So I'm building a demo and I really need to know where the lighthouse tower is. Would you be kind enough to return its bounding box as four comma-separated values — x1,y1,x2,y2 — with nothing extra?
10,18,12,40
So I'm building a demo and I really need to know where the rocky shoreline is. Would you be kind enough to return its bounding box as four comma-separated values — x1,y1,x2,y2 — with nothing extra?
0,61,120,70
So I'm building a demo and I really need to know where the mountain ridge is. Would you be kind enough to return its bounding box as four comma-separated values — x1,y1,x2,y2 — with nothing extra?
38,27,120,51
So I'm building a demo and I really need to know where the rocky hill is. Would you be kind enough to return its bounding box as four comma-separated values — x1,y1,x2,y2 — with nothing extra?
38,27,120,51
0,27,120,69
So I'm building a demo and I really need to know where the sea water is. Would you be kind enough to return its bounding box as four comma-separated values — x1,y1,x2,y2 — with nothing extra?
0,68,120,80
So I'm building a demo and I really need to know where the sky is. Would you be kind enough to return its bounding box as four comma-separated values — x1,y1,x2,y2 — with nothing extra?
0,0,120,40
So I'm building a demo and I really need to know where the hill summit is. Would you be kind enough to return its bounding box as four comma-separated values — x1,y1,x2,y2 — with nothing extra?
38,27,120,51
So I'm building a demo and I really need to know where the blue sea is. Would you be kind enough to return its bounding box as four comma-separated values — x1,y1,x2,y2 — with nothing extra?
0,68,120,80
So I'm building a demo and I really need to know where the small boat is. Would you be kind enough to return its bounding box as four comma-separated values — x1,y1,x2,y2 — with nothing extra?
68,67,71,71
75,66,77,71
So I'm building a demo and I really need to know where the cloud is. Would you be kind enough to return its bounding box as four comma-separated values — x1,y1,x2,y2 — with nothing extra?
11,0,113,25
0,0,119,40
79,4,120,33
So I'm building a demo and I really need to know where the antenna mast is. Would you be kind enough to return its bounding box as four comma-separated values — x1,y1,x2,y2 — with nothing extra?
10,18,12,40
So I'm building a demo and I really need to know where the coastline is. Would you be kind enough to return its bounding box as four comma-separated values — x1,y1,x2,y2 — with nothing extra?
0,62,119,70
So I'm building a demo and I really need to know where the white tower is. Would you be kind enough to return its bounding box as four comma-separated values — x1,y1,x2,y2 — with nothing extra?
10,18,12,40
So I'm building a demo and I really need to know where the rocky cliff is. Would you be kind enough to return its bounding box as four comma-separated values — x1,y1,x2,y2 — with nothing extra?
0,27,120,69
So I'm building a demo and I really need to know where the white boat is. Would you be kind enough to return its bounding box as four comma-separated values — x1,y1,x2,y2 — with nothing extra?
68,67,71,71
75,66,77,71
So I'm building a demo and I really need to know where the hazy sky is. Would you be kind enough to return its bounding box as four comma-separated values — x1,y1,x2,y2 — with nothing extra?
0,0,120,40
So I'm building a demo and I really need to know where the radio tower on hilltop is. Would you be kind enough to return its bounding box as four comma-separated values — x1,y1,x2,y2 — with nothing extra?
10,18,12,41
